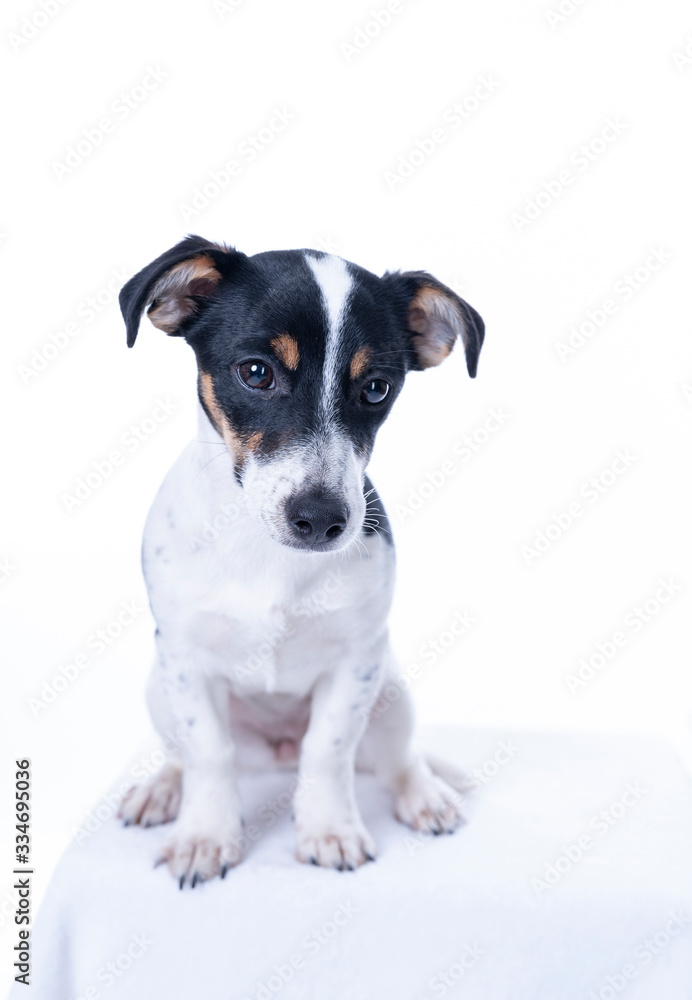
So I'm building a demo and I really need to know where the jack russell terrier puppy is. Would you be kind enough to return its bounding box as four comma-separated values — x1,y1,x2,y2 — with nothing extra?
117,236,485,887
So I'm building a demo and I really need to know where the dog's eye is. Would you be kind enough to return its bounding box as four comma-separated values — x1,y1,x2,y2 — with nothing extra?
361,379,390,404
238,361,274,390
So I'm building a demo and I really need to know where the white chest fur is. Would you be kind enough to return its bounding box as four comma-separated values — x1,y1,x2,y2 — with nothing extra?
141,410,394,699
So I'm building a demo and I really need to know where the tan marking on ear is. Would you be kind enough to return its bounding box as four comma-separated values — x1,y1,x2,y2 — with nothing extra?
349,347,371,380
270,333,300,370
148,254,221,333
199,372,241,459
408,285,461,368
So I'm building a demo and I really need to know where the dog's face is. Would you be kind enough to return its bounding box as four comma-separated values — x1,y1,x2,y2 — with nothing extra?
120,237,484,552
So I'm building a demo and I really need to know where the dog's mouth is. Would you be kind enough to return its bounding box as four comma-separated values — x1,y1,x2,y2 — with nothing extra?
236,435,368,554
278,531,355,554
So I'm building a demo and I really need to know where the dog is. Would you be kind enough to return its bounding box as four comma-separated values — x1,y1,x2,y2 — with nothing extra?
117,236,484,886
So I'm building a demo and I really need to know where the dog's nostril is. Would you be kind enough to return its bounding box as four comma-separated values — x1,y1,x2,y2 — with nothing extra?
294,520,312,535
325,524,343,540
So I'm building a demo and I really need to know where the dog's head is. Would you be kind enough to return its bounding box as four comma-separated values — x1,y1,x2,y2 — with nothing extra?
120,236,484,552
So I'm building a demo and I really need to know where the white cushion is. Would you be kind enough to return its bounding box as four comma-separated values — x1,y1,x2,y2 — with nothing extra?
14,729,692,1000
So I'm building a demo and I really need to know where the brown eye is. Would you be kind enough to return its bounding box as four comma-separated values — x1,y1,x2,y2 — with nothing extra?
361,378,390,404
238,361,274,390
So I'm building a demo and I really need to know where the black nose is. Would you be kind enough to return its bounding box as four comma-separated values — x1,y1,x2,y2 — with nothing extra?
286,494,348,545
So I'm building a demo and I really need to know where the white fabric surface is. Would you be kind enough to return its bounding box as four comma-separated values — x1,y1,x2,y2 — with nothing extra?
14,729,692,1000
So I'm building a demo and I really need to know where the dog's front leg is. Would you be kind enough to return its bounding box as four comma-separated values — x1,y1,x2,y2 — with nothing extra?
154,646,243,887
294,657,382,870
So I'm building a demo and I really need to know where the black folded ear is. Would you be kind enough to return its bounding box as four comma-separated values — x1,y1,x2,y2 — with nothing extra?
120,235,242,347
382,270,485,376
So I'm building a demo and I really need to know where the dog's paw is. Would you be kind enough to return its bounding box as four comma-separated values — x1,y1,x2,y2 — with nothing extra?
394,771,465,835
118,763,182,828
157,819,244,888
295,819,377,870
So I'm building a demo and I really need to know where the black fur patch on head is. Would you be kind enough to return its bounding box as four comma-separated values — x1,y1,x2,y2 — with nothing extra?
177,249,411,462
120,239,485,465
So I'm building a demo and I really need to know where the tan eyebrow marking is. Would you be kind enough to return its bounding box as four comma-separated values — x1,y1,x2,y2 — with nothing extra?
349,346,372,380
270,333,300,371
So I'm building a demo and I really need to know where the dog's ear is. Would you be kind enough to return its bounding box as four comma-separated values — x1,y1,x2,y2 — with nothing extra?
120,235,243,347
382,270,485,377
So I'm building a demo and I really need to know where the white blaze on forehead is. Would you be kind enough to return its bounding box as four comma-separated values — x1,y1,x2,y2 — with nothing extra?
305,253,353,420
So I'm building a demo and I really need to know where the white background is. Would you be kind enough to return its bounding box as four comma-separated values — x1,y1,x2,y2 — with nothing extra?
1,0,691,984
